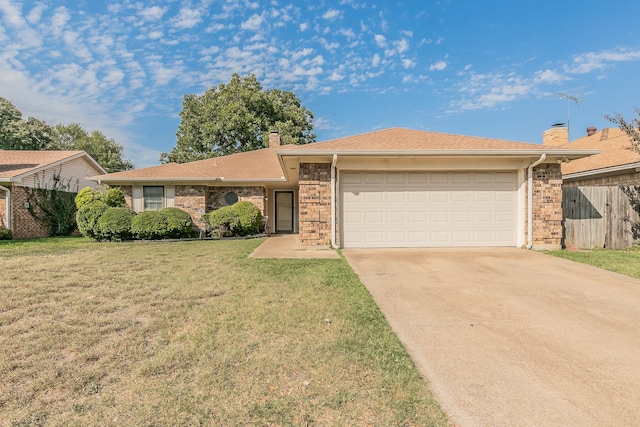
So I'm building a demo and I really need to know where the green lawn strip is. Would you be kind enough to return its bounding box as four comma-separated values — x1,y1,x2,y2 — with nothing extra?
0,238,448,426
543,247,640,279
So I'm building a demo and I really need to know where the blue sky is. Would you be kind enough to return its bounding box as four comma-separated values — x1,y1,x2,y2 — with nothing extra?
1,0,640,167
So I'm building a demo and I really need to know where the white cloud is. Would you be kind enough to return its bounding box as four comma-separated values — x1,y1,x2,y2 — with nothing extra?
374,34,386,47
402,58,415,69
173,8,202,29
566,49,640,74
51,6,70,36
148,30,163,40
395,38,409,53
372,53,381,67
26,3,46,24
429,61,447,71
323,9,341,20
241,13,264,31
330,71,344,81
139,6,166,21
299,22,309,31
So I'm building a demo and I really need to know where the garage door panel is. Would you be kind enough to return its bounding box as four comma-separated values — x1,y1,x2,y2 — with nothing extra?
341,171,517,248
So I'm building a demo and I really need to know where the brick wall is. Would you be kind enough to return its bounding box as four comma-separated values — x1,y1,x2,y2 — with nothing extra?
299,163,331,246
9,186,49,239
119,185,133,208
173,185,207,229
527,163,563,248
206,186,265,215
564,171,640,187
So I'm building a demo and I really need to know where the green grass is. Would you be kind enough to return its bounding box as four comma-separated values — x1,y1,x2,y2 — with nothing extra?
544,246,640,279
0,237,448,426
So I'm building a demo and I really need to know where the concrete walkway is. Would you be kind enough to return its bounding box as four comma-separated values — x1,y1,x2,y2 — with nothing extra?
343,248,640,427
249,234,340,259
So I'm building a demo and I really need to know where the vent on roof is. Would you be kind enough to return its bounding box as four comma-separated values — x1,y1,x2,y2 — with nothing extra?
600,128,609,141
586,126,597,136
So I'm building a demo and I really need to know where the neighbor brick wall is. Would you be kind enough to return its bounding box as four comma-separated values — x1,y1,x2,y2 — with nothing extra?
563,171,640,188
10,186,49,239
174,185,207,229
527,163,563,248
299,163,331,246
206,186,265,215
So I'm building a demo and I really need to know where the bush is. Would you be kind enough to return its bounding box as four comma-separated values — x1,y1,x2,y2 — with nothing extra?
206,202,262,237
96,207,135,241
131,208,195,240
75,185,126,209
76,201,109,239
162,207,197,238
0,226,12,240
234,201,263,236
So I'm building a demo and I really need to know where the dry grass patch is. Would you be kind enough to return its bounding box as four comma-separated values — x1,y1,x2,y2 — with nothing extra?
0,237,448,426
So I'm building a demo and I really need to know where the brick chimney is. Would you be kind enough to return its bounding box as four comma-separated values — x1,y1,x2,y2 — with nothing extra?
268,131,281,147
542,126,569,146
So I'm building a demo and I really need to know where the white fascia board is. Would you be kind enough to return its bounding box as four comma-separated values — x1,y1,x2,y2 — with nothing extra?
91,177,287,184
276,149,601,158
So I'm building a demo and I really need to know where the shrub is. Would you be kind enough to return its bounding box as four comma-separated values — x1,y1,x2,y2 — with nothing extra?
131,208,195,240
131,211,166,240
96,207,135,241
76,201,109,239
234,201,263,236
162,207,197,238
75,185,126,209
0,226,12,240
102,187,126,208
75,187,97,209
206,202,262,237
207,205,240,237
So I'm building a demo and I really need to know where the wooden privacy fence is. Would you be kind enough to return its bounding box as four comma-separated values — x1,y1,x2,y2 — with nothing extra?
562,186,640,249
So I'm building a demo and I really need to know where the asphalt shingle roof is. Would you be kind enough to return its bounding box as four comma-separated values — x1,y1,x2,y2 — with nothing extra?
561,128,640,175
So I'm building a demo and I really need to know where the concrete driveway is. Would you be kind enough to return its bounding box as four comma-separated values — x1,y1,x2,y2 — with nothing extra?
343,248,640,427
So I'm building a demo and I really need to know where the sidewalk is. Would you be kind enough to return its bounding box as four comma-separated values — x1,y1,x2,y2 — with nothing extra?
249,234,340,259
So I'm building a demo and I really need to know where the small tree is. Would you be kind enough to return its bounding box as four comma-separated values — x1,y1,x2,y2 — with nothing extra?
605,107,640,153
24,168,79,236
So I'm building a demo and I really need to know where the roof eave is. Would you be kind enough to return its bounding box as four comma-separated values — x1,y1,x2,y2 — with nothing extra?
563,162,640,181
91,176,287,183
276,149,601,158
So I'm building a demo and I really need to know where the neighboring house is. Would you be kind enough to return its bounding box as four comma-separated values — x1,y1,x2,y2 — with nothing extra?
550,126,640,249
92,128,597,249
0,150,106,239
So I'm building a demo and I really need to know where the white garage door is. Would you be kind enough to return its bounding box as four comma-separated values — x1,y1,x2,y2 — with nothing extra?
341,171,518,248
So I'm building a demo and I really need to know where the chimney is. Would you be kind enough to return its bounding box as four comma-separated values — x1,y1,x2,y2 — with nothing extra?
586,126,597,136
268,131,281,147
542,126,569,146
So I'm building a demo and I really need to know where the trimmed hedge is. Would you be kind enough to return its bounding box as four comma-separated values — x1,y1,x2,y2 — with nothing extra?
97,207,135,241
131,208,196,240
206,201,262,237
0,226,12,240
76,201,109,239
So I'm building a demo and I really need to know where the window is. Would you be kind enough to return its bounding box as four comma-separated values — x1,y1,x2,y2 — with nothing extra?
143,186,163,211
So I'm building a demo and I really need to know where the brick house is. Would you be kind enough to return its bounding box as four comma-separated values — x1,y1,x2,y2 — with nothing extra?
92,128,597,249
0,150,106,239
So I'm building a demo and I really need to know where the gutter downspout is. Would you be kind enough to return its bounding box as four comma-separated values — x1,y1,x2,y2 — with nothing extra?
526,154,546,250
330,154,338,249
0,184,10,231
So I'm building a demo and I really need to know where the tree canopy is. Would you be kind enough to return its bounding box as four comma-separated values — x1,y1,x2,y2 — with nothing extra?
161,73,315,164
0,97,133,173
51,123,133,173
606,107,640,153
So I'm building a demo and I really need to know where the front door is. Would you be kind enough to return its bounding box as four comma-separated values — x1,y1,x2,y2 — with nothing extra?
275,191,294,233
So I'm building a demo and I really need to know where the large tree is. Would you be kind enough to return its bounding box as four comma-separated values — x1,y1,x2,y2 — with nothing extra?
606,107,640,152
0,97,54,150
51,123,134,173
161,73,315,163
0,97,133,173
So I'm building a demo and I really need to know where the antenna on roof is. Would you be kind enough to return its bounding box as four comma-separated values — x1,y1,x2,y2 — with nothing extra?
555,92,585,140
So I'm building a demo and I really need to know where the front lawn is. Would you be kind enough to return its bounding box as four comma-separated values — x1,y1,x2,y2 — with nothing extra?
544,246,640,279
0,237,448,426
